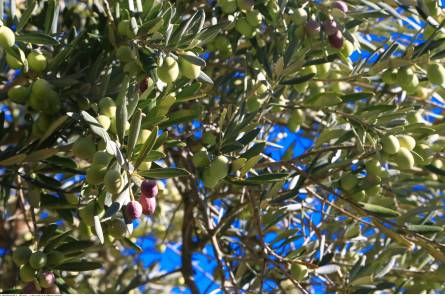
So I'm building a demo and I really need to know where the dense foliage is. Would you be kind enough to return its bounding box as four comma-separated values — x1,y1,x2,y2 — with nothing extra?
1,0,445,293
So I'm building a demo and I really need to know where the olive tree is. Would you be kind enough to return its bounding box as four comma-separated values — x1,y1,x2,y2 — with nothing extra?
1,0,445,293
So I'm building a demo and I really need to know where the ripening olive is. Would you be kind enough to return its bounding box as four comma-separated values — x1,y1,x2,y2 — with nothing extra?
178,52,201,79
8,85,30,104
99,97,117,118
104,170,124,194
397,135,416,151
427,63,445,85
306,17,320,35
72,137,96,160
0,25,15,48
19,264,36,282
27,51,47,73
328,30,344,49
381,135,400,155
29,251,47,269
39,271,56,289
6,52,23,69
393,147,415,170
340,174,358,191
157,56,179,83
332,1,348,13
13,246,32,266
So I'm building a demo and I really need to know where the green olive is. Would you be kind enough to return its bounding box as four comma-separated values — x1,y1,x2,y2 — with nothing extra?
381,135,400,155
236,0,254,11
72,137,96,160
19,264,36,282
340,40,355,57
97,114,111,130
397,135,416,151
291,264,308,281
138,161,152,171
202,131,217,146
79,201,96,226
246,10,263,27
6,52,23,69
86,164,107,185
92,151,111,166
116,46,134,63
157,56,179,83
29,251,47,270
427,63,445,85
340,174,358,191
104,170,124,194
293,8,308,25
8,85,30,104
235,17,255,38
217,0,237,14
46,250,64,266
0,25,15,48
393,147,415,170
178,52,201,79
192,148,210,168
13,246,32,266
27,51,47,73
246,97,263,112
99,97,117,118
365,158,383,177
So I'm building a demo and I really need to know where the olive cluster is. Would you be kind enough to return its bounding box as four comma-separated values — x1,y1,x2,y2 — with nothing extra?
1,23,62,138
12,246,61,293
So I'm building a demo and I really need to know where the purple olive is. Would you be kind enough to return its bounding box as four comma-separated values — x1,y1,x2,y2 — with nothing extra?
39,271,56,289
323,19,339,36
139,78,148,93
141,180,158,198
124,201,143,222
22,282,41,294
328,30,344,49
139,195,156,216
332,1,348,13
305,17,320,35
43,285,60,294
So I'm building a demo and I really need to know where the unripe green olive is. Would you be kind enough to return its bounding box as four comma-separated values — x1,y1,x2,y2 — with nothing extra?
157,56,179,83
236,0,254,11
316,63,331,78
0,25,15,48
209,155,229,179
108,219,127,238
406,111,425,124
72,137,96,160
46,251,64,266
393,147,415,170
365,158,383,177
6,52,23,69
246,10,263,27
340,39,355,57
13,246,32,266
31,79,53,97
8,85,30,104
104,170,124,194
365,184,382,197
382,69,397,84
246,97,263,112
86,164,107,185
156,94,176,116
427,63,445,85
19,264,36,282
351,190,366,201
137,129,151,145
293,8,308,25
29,251,47,269
110,117,130,135
291,264,308,281
97,114,111,130
255,82,268,96
116,46,134,63
340,174,358,191
79,201,96,226
192,148,210,168
213,35,232,52
123,61,142,75
92,151,111,166
178,52,201,79
235,17,255,38
202,167,220,189
396,67,416,89
117,20,130,37
218,0,237,14
230,158,247,173
202,131,217,146
300,65,317,76
42,90,61,115
397,135,416,151
138,161,152,171
381,135,400,155
99,97,117,118
27,51,47,73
